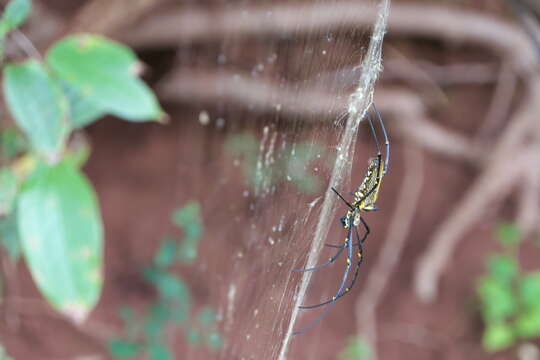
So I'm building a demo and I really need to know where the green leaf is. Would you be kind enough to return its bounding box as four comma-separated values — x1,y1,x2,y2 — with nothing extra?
154,237,177,268
339,337,372,360
197,307,217,327
62,82,106,128
171,202,202,234
519,272,540,309
46,34,163,122
206,331,223,351
287,144,324,194
487,255,518,283
142,266,160,283
0,213,20,260
0,0,31,34
515,307,540,338
118,306,142,340
0,345,13,360
483,322,514,352
3,60,68,160
496,223,521,247
154,272,189,302
0,167,17,216
177,238,198,263
147,343,172,360
186,328,200,345
171,202,202,262
145,271,190,323
17,160,103,321
291,172,321,194
108,338,140,358
144,303,170,338
477,276,516,322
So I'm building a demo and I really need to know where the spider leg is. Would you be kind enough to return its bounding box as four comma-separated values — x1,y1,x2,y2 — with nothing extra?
339,217,369,296
331,187,353,210
299,217,369,309
335,225,366,299
358,216,370,243
325,243,344,248
372,103,390,174
291,243,346,273
293,227,354,336
325,242,360,249
293,205,354,273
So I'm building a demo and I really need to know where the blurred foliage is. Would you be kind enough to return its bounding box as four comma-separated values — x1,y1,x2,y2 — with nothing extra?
46,35,164,124
496,223,521,247
224,132,332,194
17,160,103,319
0,0,30,34
171,202,202,263
109,202,223,360
0,0,163,321
0,167,16,215
4,60,69,158
0,212,20,261
0,0,30,60
0,345,13,360
477,223,540,352
339,337,372,360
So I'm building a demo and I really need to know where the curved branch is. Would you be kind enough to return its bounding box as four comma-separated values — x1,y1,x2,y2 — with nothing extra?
158,69,480,164
413,75,540,303
68,0,163,35
123,3,536,71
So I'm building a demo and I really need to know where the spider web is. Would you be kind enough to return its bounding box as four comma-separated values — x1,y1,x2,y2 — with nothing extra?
153,0,391,358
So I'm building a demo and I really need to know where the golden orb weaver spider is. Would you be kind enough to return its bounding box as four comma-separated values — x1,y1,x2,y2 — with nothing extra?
292,104,390,335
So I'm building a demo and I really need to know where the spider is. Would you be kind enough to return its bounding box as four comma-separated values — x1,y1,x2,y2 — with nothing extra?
292,104,390,335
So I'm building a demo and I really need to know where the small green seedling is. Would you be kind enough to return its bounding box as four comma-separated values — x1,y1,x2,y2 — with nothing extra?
477,223,540,352
339,337,372,360
109,202,223,360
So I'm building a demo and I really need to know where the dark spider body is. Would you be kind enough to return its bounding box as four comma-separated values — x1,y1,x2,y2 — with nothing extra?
292,105,389,335
342,153,386,229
